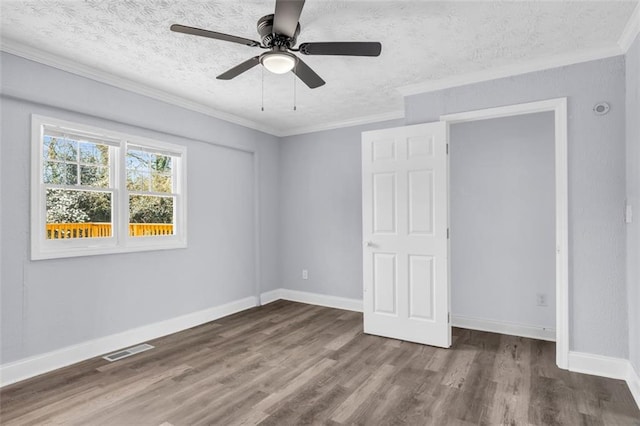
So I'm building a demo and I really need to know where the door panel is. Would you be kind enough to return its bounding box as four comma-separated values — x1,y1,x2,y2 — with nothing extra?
409,254,434,320
407,135,433,158
373,253,397,314
372,138,396,161
362,122,450,348
372,173,396,234
408,170,434,235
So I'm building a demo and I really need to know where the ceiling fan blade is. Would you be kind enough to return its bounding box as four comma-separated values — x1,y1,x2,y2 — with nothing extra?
171,24,261,47
273,0,305,38
299,42,382,57
292,57,325,89
217,56,261,80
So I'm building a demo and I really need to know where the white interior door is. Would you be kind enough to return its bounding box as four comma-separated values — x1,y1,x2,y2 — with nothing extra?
362,122,450,348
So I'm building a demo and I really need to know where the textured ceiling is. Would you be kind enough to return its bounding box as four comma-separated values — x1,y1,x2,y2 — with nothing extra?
0,1,636,134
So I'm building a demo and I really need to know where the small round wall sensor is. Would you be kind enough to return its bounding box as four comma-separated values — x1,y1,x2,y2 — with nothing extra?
593,102,610,115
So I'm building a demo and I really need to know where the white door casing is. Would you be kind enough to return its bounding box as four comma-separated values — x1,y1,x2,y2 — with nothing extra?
362,122,450,348
440,97,568,368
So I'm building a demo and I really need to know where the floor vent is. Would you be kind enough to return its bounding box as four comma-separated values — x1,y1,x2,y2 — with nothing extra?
103,343,154,362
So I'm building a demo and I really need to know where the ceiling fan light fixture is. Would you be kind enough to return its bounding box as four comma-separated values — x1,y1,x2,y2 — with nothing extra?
261,52,296,74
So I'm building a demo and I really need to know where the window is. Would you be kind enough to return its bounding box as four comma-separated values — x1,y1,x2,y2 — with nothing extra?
31,115,187,259
126,147,175,237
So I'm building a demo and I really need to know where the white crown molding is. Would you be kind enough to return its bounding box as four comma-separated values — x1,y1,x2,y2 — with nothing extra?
2,26,634,137
0,38,404,138
0,38,282,136
1,38,405,138
618,1,640,52
0,296,258,387
278,110,405,137
397,45,624,97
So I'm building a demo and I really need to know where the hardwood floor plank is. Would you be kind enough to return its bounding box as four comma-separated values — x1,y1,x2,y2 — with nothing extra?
485,335,534,425
331,363,397,423
1,301,638,425
5,364,192,426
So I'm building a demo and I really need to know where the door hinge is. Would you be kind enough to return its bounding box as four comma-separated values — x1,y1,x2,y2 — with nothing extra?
448,312,450,323
446,143,449,154
447,228,449,239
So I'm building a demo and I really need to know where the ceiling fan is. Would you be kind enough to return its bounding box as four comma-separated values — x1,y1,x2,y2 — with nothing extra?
170,0,382,89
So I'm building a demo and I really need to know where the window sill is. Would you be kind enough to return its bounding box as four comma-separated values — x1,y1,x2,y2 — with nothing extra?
31,240,187,260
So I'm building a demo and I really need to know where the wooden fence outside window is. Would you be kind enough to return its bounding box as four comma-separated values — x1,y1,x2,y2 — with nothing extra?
46,223,173,239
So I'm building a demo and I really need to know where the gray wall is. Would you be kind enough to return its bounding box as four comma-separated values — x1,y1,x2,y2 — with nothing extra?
0,53,280,364
279,120,402,300
405,56,628,358
278,55,628,359
626,33,640,374
0,45,635,369
450,112,555,330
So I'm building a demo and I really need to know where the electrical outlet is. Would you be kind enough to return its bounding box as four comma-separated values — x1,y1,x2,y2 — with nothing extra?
302,269,308,280
536,293,548,307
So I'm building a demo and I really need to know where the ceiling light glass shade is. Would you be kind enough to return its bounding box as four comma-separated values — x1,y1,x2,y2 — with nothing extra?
261,53,296,74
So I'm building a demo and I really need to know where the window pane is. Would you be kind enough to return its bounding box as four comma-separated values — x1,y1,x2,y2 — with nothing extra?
44,136,77,161
44,162,77,185
151,154,172,172
129,195,174,237
80,165,109,187
127,169,150,191
79,141,109,165
127,150,150,171
43,136,51,159
46,189,112,239
151,174,172,193
126,149,175,194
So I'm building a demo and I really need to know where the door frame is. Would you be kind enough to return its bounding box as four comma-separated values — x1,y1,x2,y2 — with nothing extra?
440,98,569,369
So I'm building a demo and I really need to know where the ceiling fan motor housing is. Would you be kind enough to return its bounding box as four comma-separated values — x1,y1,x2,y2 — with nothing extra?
257,14,300,48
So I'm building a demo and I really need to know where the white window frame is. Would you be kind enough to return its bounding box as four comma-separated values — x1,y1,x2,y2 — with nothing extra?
31,114,187,260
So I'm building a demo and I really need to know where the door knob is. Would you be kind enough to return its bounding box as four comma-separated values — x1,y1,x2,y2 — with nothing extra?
365,241,375,247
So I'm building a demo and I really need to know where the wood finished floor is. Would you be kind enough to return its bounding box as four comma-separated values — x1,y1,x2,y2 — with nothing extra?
1,300,639,425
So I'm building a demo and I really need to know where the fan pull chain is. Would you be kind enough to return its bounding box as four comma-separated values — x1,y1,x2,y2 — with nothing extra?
293,63,297,111
261,66,264,112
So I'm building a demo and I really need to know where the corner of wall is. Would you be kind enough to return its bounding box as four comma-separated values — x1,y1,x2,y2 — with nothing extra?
625,31,640,378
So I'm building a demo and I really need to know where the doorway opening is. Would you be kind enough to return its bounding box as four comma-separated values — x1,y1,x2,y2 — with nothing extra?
441,98,568,369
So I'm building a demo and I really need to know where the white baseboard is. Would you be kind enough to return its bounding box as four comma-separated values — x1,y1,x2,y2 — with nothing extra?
568,351,640,409
281,289,363,312
451,315,556,342
568,351,630,380
627,363,640,409
0,296,258,387
260,288,363,312
259,288,284,305
4,290,638,411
